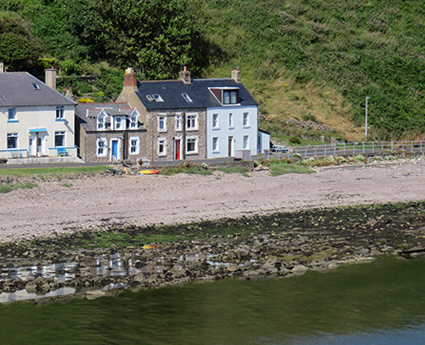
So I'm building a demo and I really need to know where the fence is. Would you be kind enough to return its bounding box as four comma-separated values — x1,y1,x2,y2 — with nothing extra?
262,141,425,160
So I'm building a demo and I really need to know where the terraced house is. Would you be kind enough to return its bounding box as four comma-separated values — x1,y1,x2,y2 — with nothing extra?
0,65,77,161
117,67,268,164
75,102,145,163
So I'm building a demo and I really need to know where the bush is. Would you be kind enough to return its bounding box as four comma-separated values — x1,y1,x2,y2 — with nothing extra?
289,136,302,144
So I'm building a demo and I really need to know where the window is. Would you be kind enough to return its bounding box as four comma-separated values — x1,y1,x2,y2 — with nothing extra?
7,133,18,149
115,117,122,130
129,137,140,155
175,115,182,131
186,114,198,130
243,112,249,127
223,90,238,104
158,138,167,156
97,114,105,130
158,115,166,132
129,114,138,129
181,93,193,103
55,131,65,147
212,137,219,152
8,108,16,121
212,114,219,128
152,94,164,102
229,113,234,128
97,138,107,157
186,136,198,154
56,106,64,120
243,135,249,149
32,83,41,90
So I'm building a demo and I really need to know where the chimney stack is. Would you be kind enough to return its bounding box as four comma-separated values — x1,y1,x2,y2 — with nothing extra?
45,67,56,89
232,68,241,83
0,62,4,73
123,68,137,90
179,65,191,84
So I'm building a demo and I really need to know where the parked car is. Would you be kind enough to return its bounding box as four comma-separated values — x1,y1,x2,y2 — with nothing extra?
270,145,289,153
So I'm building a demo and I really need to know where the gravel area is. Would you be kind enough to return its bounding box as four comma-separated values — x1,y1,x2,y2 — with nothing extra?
1,160,425,243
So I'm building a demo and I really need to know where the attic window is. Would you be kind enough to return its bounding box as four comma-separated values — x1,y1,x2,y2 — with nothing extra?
181,93,193,103
32,83,40,90
146,95,154,102
152,94,164,102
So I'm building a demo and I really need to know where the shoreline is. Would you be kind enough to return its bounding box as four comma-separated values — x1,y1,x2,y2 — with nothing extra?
1,158,425,243
0,200,424,303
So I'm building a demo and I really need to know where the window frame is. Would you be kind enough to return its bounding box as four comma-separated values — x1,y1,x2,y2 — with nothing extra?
223,90,239,105
186,113,198,130
186,136,198,154
96,138,107,157
8,108,17,122
228,113,234,128
129,113,138,129
56,106,64,120
212,114,219,129
243,135,249,150
55,131,65,147
158,115,167,132
212,137,219,152
129,136,140,155
158,138,167,156
243,112,249,127
175,115,182,131
7,133,18,149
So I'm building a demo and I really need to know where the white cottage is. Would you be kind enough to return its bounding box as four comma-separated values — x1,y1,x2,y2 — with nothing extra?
0,66,77,160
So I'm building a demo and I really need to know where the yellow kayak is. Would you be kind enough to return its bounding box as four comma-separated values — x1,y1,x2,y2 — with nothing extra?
140,169,159,175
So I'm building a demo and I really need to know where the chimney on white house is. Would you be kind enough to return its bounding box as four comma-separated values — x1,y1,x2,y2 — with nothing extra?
179,65,191,84
232,68,241,83
45,67,56,89
123,68,137,90
0,62,4,73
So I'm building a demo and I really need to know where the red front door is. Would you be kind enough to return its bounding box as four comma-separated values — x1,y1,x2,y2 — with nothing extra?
175,139,181,160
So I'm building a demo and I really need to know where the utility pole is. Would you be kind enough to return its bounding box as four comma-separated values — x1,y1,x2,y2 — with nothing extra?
365,96,370,140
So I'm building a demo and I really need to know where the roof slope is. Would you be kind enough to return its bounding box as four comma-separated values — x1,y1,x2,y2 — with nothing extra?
136,78,258,110
0,72,75,107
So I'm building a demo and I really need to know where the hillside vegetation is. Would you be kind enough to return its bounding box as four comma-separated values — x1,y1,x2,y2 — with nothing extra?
2,0,425,141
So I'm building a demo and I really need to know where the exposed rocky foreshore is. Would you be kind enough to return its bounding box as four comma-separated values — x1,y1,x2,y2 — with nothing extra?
0,201,424,303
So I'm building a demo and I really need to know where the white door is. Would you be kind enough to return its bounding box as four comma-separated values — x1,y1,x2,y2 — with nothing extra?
29,135,36,156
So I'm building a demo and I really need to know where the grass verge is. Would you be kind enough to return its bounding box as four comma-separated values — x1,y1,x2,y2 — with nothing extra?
0,182,38,194
0,166,110,177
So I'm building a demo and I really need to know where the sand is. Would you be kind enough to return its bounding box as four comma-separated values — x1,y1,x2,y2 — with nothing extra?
1,160,425,243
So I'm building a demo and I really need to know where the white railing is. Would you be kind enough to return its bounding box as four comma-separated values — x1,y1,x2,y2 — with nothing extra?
261,141,425,160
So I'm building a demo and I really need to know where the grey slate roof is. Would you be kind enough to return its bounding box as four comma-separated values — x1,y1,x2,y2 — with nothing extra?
75,102,142,132
136,78,258,110
0,72,75,107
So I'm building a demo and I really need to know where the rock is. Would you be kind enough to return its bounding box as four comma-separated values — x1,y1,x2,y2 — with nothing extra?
291,265,307,275
86,290,106,300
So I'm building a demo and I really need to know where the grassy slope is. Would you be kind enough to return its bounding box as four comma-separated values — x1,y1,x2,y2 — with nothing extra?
201,0,425,141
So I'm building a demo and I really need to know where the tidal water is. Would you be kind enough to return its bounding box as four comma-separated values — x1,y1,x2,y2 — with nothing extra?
1,256,425,344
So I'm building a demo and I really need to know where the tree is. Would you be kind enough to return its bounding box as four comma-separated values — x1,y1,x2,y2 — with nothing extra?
73,0,207,79
0,11,41,70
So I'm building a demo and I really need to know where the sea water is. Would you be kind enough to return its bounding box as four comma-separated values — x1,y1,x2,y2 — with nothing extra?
0,256,425,345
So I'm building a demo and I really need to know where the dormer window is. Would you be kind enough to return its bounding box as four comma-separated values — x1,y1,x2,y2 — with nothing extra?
223,90,238,104
129,113,138,129
209,87,240,105
97,113,105,130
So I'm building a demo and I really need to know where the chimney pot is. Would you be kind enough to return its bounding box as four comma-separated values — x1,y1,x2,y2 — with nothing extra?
0,62,4,73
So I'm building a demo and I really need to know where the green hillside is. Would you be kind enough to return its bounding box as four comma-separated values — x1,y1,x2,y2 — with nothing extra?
2,0,425,141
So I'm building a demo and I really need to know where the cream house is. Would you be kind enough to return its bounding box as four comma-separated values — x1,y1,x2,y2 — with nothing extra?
0,66,77,161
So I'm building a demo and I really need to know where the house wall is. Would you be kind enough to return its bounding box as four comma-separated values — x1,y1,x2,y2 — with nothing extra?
84,130,147,163
0,105,76,158
206,105,258,158
144,109,206,163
